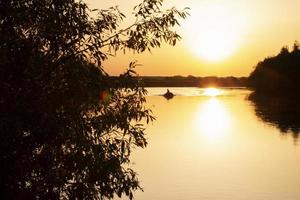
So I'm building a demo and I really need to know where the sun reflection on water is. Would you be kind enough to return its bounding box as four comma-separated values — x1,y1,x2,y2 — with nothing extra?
195,97,232,139
203,88,223,97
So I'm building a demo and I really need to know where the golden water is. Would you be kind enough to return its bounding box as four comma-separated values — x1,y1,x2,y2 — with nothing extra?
123,88,300,200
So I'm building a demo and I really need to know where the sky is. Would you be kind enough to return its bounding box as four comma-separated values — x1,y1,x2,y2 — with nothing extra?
85,0,300,77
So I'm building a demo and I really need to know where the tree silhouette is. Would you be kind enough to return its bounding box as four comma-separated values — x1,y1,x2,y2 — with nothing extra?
292,41,300,53
247,41,300,143
248,41,300,94
0,0,188,199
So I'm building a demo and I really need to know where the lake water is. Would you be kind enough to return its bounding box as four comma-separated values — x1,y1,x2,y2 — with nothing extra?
123,87,300,200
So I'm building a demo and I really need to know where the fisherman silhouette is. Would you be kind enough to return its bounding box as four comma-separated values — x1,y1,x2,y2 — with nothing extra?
163,89,174,99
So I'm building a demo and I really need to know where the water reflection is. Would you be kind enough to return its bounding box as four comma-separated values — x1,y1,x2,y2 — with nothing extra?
249,93,300,141
195,97,232,139
127,88,300,200
203,88,223,97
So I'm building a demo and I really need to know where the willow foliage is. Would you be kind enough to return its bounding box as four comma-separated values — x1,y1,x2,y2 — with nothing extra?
0,0,188,199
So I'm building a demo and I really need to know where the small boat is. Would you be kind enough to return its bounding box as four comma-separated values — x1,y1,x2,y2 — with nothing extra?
163,89,174,99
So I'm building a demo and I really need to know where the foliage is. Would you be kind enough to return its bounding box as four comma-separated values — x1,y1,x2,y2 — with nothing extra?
248,41,300,94
0,0,188,199
247,41,300,142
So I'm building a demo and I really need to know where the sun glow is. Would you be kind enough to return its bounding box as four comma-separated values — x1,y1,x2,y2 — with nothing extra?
185,3,246,62
203,88,222,97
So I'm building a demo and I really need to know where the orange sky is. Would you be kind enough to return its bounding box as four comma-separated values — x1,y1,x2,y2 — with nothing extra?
85,0,300,77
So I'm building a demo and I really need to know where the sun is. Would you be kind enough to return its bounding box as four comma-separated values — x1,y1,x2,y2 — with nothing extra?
185,3,244,62
195,29,238,62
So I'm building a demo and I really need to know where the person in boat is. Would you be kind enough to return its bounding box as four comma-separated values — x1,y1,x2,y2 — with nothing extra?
164,89,174,99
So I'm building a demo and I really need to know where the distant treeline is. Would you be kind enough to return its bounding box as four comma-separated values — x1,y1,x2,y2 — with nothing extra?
139,76,247,87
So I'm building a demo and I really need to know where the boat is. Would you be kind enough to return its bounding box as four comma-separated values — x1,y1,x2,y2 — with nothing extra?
163,89,174,99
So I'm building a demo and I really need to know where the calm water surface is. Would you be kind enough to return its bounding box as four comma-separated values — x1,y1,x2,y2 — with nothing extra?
124,87,300,200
